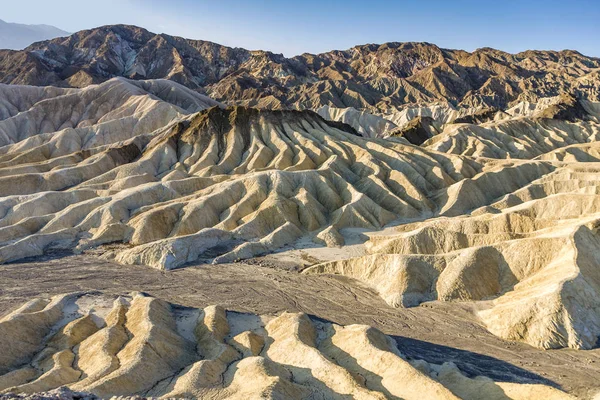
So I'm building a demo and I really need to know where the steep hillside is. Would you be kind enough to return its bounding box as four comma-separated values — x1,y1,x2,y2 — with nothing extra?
1,25,599,113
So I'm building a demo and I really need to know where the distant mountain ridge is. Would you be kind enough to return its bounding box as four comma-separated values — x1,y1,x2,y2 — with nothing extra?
0,24,599,112
0,19,69,50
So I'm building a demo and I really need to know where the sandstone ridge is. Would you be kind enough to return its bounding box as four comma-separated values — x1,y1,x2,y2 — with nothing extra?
0,292,574,399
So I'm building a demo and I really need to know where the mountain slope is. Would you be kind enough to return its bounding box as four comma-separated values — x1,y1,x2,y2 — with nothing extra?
1,24,599,113
0,19,69,50
0,25,251,90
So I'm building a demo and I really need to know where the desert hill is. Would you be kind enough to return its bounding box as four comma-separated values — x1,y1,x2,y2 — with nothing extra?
1,79,600,356
0,83,476,270
1,25,599,114
0,291,574,399
1,26,600,399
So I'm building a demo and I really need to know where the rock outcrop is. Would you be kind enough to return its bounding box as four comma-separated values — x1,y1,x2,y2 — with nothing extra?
390,116,439,145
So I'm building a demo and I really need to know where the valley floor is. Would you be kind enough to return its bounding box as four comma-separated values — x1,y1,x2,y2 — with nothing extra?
1,253,598,398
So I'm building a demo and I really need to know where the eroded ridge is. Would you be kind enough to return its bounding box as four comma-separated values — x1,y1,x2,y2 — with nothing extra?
4,81,600,355
305,98,600,351
0,102,482,269
306,161,600,350
0,292,574,399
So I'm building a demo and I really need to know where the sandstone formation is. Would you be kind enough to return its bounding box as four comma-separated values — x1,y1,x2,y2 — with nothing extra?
2,25,600,397
0,292,574,399
0,87,484,270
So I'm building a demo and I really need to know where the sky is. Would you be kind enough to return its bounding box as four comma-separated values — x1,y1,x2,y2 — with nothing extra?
2,0,599,57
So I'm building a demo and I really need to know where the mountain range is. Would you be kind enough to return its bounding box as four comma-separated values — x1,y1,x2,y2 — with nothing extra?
0,19,69,50
0,24,598,113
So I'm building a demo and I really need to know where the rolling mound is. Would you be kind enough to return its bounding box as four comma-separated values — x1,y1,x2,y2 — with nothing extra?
0,77,220,149
305,98,600,350
0,291,574,399
423,98,600,158
318,95,599,142
305,169,600,349
3,81,600,354
0,98,486,270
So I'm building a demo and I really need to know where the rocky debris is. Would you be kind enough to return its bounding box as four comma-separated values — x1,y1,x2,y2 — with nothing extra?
1,23,600,400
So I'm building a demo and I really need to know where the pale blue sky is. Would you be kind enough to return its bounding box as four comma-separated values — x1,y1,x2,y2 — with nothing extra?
3,0,599,57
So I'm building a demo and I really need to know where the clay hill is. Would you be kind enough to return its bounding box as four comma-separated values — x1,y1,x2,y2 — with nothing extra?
0,291,574,399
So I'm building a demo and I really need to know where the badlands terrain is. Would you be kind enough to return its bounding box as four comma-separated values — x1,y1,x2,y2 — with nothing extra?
0,24,600,399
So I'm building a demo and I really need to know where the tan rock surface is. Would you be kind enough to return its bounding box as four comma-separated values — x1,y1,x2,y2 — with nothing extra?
0,100,483,269
0,292,575,399
305,100,600,350
3,79,600,354
2,59,600,398
306,161,600,349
